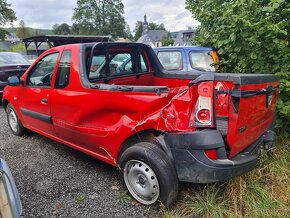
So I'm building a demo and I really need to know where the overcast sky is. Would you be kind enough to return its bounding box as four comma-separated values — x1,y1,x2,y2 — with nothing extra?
7,0,199,32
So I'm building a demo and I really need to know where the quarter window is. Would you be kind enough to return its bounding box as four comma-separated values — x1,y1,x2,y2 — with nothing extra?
27,53,59,87
55,50,72,88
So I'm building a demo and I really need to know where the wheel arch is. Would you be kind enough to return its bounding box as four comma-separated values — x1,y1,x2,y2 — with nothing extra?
2,99,9,111
117,129,174,164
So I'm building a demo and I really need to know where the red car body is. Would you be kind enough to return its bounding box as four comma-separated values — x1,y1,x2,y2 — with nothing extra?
2,43,279,205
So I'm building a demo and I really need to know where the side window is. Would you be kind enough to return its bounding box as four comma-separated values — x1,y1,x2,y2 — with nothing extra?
55,50,72,88
27,53,59,87
157,51,182,71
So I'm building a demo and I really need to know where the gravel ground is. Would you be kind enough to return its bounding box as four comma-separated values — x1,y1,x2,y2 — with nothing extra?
0,108,157,217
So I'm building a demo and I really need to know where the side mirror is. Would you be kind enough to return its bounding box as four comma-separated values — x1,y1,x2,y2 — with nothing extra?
0,159,22,218
7,76,21,86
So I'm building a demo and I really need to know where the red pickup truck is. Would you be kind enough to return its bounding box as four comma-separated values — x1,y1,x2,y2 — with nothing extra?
2,43,279,206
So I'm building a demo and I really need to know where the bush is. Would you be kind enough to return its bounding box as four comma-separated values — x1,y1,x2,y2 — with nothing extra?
10,43,26,52
186,0,290,138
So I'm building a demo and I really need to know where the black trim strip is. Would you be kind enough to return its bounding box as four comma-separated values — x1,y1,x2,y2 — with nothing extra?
217,86,279,98
90,84,169,95
164,129,225,150
191,73,279,85
20,108,52,124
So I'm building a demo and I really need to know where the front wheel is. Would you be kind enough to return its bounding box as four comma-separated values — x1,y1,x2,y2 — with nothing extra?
119,142,179,207
6,103,27,136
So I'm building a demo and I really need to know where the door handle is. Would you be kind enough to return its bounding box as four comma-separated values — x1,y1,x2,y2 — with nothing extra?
41,98,48,104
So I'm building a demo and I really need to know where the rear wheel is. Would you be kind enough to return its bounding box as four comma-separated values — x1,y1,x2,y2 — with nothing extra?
6,103,27,136
119,142,179,207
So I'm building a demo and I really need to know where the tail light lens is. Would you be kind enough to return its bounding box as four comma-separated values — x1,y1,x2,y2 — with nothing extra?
189,81,214,128
196,108,211,124
205,149,218,160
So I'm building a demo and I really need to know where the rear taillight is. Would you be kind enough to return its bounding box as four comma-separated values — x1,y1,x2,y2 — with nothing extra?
189,81,214,128
196,108,211,124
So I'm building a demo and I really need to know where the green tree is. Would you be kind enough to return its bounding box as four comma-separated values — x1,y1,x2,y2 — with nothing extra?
16,20,30,39
71,23,80,35
124,23,133,40
0,0,16,40
53,23,71,35
149,22,166,30
186,0,290,137
161,32,174,46
133,21,143,41
157,23,165,30
148,22,158,30
10,42,26,52
72,0,126,38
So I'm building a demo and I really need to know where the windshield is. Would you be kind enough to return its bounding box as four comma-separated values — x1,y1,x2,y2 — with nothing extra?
189,51,215,71
0,52,30,66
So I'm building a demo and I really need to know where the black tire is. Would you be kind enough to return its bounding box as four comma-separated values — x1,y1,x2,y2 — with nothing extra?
6,103,27,136
119,142,179,207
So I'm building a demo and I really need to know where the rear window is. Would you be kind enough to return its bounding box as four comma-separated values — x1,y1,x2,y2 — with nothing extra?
0,52,30,66
157,51,182,71
87,51,149,81
189,51,215,72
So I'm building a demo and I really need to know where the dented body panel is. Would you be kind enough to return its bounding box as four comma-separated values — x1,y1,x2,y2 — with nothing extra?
2,42,279,183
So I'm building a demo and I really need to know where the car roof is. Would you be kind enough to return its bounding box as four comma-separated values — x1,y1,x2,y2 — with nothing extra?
0,52,24,55
153,46,213,51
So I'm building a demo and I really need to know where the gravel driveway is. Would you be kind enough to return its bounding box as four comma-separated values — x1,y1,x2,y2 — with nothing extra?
0,108,156,217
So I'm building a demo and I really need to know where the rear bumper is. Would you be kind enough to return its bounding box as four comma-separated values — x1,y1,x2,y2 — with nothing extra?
164,129,275,183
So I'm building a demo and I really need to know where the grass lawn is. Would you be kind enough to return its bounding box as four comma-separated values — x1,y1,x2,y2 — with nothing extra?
160,139,290,218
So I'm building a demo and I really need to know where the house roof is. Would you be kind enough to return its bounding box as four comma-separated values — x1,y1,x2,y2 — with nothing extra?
137,34,153,43
173,30,195,46
137,30,168,45
147,30,167,42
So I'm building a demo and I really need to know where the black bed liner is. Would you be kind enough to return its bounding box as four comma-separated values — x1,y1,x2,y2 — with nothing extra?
193,73,279,85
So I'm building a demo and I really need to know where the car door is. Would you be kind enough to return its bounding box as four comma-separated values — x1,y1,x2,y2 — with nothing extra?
20,51,60,136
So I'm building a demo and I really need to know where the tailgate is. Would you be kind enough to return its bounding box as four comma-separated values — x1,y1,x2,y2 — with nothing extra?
197,73,279,157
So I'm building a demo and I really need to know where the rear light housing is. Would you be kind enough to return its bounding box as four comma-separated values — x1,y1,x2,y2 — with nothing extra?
189,81,214,128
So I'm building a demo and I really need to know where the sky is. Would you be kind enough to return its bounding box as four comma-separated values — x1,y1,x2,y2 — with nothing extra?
7,0,199,32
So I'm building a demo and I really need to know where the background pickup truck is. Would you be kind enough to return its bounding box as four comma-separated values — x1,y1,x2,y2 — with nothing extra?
154,46,219,73
2,42,279,207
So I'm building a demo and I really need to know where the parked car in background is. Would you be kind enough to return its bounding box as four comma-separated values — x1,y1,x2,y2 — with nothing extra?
154,46,219,73
0,52,30,97
24,55,38,64
0,158,22,218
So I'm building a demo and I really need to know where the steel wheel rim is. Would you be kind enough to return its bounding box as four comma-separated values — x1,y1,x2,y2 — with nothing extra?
123,160,160,205
8,108,18,133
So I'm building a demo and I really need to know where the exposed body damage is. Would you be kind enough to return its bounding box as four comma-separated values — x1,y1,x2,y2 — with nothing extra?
2,42,279,206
